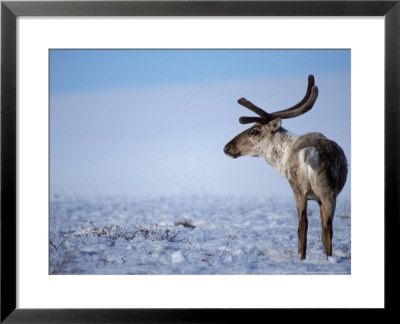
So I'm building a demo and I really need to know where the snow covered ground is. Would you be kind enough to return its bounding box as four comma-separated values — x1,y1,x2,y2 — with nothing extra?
49,195,351,275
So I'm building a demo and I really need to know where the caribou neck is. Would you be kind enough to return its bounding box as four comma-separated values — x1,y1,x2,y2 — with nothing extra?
260,128,298,178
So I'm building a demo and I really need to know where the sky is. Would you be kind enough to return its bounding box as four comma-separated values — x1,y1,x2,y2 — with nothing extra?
50,49,351,199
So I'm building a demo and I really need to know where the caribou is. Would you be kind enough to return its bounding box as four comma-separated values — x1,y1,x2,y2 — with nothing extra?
223,75,348,260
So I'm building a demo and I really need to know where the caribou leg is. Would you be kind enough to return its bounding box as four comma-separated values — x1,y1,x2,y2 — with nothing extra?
294,193,308,260
319,195,336,259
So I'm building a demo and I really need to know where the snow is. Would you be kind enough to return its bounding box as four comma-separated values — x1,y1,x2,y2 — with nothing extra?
49,195,351,275
171,251,185,264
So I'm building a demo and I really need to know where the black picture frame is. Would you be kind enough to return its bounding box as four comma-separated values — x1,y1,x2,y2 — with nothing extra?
1,0,399,322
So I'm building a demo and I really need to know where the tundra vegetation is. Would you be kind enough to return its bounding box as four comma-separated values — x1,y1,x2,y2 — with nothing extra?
49,195,350,274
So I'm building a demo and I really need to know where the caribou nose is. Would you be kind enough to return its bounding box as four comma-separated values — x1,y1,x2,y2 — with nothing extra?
224,143,233,155
224,143,232,155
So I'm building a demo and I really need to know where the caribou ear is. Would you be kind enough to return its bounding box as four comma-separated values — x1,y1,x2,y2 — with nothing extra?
266,118,282,132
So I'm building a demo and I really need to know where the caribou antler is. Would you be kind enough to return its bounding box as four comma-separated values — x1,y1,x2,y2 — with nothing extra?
238,75,319,125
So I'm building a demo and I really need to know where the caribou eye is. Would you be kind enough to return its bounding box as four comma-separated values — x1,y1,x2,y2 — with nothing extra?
250,129,260,136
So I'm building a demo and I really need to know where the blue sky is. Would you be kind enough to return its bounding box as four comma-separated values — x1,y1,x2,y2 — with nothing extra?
50,49,350,199
50,49,350,93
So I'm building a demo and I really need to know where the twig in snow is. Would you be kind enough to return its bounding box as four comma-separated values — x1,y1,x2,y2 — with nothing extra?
161,230,181,254
49,237,67,251
219,233,238,257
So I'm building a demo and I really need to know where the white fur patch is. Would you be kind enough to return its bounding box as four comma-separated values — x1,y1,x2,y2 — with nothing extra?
305,147,319,170
298,147,320,199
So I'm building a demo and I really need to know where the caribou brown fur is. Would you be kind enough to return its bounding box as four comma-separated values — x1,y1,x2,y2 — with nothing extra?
224,75,348,260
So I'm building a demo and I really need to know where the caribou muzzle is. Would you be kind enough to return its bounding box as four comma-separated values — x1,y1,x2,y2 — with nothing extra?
224,142,241,159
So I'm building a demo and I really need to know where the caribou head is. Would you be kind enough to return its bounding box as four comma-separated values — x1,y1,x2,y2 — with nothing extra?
224,75,318,159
